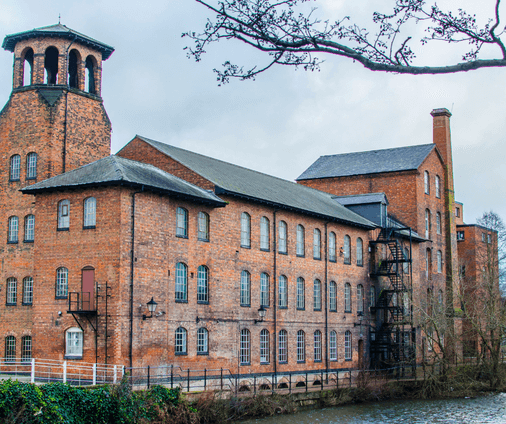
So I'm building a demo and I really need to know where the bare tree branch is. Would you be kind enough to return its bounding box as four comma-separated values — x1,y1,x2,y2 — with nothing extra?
184,0,506,82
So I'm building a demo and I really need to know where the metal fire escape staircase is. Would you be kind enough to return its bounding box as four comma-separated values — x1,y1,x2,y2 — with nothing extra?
370,225,415,372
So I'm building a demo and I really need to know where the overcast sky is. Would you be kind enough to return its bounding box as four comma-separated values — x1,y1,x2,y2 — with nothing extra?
0,0,505,225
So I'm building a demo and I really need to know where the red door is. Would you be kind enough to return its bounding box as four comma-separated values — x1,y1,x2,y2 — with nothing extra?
82,268,95,311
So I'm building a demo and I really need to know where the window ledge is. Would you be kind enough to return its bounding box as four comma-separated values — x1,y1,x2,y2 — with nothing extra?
26,177,37,181
278,306,287,310
57,228,69,232
313,257,321,261
175,299,188,303
197,301,209,305
197,352,209,356
176,234,188,239
297,307,305,311
314,360,322,363
83,226,96,230
175,352,188,356
260,361,270,365
345,359,352,362
330,309,337,313
240,304,251,308
357,263,364,267
55,296,68,300
296,254,305,258
240,362,251,366
297,361,306,364
329,258,336,263
345,310,352,314
240,245,251,249
279,251,288,255
7,241,18,244
9,179,20,182
198,238,210,242
344,261,351,265
314,308,322,312
64,355,83,360
22,303,33,306
260,248,270,252
6,303,16,306
23,240,34,244
278,361,288,364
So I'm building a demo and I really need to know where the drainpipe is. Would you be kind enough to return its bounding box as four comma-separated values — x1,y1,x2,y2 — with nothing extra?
324,223,329,376
129,188,144,369
272,210,278,378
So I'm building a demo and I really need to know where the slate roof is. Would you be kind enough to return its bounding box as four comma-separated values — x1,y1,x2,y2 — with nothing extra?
21,155,226,207
296,144,436,180
126,136,377,229
2,24,114,60
333,193,388,206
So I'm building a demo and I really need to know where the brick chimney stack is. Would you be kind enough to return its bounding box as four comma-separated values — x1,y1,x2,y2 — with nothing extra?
430,108,459,321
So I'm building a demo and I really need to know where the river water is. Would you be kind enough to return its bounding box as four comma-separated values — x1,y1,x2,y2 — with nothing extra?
242,393,506,423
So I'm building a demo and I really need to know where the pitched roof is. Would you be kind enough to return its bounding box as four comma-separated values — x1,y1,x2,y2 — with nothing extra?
127,136,377,229
2,24,114,60
21,155,225,206
296,144,436,180
333,193,388,206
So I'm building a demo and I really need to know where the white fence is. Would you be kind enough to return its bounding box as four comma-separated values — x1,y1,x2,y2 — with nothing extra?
0,358,124,386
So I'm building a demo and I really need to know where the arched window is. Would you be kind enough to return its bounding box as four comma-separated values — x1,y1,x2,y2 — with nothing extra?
425,209,431,238
329,331,337,361
344,235,351,264
403,247,410,274
278,275,287,308
66,327,83,358
198,212,210,241
175,263,187,301
83,197,96,228
240,270,251,306
278,221,287,253
438,289,444,305
44,46,59,84
176,207,188,238
370,285,376,308
260,216,269,250
8,216,19,243
329,281,337,312
197,328,209,355
85,56,96,94
313,228,321,259
21,336,32,362
240,329,250,364
197,265,209,303
68,49,80,89
296,225,305,256
241,212,251,247
297,330,305,362
344,331,352,360
344,283,351,312
6,277,17,305
260,329,269,363
357,284,364,314
424,171,430,194
436,212,441,235
356,238,363,266
9,155,20,181
5,336,16,361
26,153,37,179
24,214,34,243
58,200,70,230
56,267,68,298
296,277,305,310
426,249,432,279
260,273,269,307
313,279,321,311
329,231,336,262
175,327,187,354
435,175,441,198
314,330,322,362
278,330,288,363
22,48,34,86
437,250,442,273
23,277,33,305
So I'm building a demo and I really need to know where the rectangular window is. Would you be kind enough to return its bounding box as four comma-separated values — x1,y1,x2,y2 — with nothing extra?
314,331,322,362
241,213,250,247
278,276,287,308
482,233,486,242
296,225,304,256
83,197,96,228
260,217,269,250
240,271,251,306
198,212,209,241
240,330,250,364
197,266,208,303
176,207,188,238
23,277,33,305
21,336,32,362
278,331,287,363
260,330,269,363
175,263,188,302
7,278,17,305
457,231,465,241
329,232,336,262
313,229,321,259
297,331,305,362
24,215,34,242
26,153,37,179
329,331,337,361
344,331,352,360
488,234,491,244
296,278,305,310
260,273,269,307
456,207,460,218
5,336,15,361
313,280,321,311
66,330,83,357
58,200,70,230
278,221,287,254
8,217,18,243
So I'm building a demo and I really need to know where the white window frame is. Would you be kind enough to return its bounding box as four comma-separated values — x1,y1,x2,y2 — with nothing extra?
329,331,337,361
58,200,70,230
370,285,376,308
314,330,322,362
56,267,68,298
198,211,209,241
356,238,363,266
241,212,251,247
297,330,305,362
176,207,188,238
175,327,187,354
344,235,351,264
313,228,321,259
329,281,337,311
345,331,352,360
357,284,364,314
260,272,269,307
437,250,442,273
260,216,269,250
10,155,20,181
66,327,83,358
5,336,16,361
435,175,441,198
436,212,441,235
260,329,269,363
8,216,18,243
424,171,430,194
21,336,32,362
83,197,96,228
240,329,251,364
26,153,37,179
296,225,305,256
240,270,251,306
23,277,33,305
197,328,209,355
344,283,351,312
197,265,208,303
278,220,287,253
6,277,17,305
296,277,305,310
278,275,287,308
329,232,336,262
278,330,288,363
24,214,34,242
175,262,187,302
425,209,430,238
313,279,321,311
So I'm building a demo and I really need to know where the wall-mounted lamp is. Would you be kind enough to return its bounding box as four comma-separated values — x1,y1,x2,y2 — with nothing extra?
142,297,158,320
254,305,267,324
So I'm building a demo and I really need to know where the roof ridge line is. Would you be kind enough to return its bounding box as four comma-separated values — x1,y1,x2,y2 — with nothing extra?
320,143,434,158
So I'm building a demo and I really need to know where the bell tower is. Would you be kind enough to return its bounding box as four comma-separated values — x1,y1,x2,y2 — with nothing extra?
0,25,114,357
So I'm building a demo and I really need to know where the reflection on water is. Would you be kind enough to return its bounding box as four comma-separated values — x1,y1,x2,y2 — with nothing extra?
242,393,506,424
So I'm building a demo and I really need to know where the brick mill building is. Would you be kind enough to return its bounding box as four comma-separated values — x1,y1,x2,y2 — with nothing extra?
0,24,495,375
